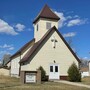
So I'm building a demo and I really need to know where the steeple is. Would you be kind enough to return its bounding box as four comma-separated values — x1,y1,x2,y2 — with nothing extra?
33,5,60,42
33,4,60,23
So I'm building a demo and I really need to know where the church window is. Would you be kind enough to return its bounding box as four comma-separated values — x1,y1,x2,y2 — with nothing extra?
37,24,38,31
46,22,51,29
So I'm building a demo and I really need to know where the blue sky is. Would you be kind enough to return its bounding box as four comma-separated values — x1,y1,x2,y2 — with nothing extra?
0,0,90,60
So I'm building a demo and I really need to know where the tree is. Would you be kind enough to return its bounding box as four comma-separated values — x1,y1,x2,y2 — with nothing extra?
67,62,81,82
38,66,47,81
2,54,11,66
67,37,78,55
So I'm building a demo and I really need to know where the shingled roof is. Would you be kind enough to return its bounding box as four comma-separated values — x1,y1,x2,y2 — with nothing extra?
20,26,81,63
33,4,60,23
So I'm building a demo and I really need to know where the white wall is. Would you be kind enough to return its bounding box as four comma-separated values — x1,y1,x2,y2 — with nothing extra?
11,55,20,77
81,72,89,78
34,18,59,42
10,40,34,77
21,30,79,76
89,62,90,76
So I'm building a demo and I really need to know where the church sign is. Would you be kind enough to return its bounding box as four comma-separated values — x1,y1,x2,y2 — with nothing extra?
25,73,36,83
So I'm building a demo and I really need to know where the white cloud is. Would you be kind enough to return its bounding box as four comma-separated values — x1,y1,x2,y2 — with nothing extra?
74,15,79,18
0,19,18,35
67,19,87,27
3,44,11,48
0,51,6,54
8,47,14,50
0,50,11,56
15,23,25,31
28,28,32,31
54,10,88,28
66,16,72,19
83,57,88,59
0,50,7,55
54,11,66,28
0,50,11,60
0,44,14,50
80,57,90,61
63,32,76,38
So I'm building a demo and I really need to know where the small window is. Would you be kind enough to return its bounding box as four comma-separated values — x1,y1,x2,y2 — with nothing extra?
50,66,53,72
55,66,58,72
46,22,51,29
37,24,38,31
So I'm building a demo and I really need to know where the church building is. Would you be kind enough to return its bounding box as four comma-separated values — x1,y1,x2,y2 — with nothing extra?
10,5,81,80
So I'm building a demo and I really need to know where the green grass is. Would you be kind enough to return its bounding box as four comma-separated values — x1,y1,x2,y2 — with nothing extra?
0,75,89,90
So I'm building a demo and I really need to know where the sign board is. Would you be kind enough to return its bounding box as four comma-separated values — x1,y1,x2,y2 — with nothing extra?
25,73,36,83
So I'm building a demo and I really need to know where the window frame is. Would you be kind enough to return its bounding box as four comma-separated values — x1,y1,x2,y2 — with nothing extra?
36,24,38,31
50,66,53,72
46,22,51,30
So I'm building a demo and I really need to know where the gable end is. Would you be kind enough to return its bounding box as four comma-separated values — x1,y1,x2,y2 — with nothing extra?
20,26,81,63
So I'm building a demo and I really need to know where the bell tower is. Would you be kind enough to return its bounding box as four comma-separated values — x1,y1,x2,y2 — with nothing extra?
33,5,60,42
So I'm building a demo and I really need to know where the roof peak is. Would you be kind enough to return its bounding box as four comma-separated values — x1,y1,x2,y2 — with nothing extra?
33,4,60,23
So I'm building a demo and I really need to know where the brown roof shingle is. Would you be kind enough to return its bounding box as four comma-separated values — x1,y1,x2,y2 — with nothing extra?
33,4,60,23
20,26,81,63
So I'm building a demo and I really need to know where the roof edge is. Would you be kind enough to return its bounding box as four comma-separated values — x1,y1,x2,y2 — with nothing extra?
20,26,81,63
55,29,81,63
33,16,60,24
33,4,60,24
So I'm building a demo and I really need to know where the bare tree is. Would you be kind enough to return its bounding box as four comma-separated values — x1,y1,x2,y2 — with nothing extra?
67,37,78,55
2,54,11,66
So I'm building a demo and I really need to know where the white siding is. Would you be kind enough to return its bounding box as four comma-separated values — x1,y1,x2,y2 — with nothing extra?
21,31,79,76
89,62,90,76
11,55,20,77
10,41,34,77
81,72,89,78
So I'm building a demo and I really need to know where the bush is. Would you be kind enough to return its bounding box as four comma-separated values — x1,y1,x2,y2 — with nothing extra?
67,62,81,82
38,66,47,81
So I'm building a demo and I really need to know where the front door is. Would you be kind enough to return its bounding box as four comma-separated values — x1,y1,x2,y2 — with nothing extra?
49,64,59,80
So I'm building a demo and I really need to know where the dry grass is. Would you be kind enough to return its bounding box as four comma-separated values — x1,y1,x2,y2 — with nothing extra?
81,76,90,85
0,75,89,90
0,75,21,88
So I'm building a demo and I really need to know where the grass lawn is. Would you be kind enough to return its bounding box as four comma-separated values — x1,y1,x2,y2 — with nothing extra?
81,76,90,85
0,75,89,90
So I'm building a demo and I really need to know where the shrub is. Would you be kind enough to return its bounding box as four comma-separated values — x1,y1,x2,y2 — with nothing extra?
67,62,81,82
38,66,47,81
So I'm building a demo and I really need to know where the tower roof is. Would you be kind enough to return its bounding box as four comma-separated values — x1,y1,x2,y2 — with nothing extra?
33,5,60,23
